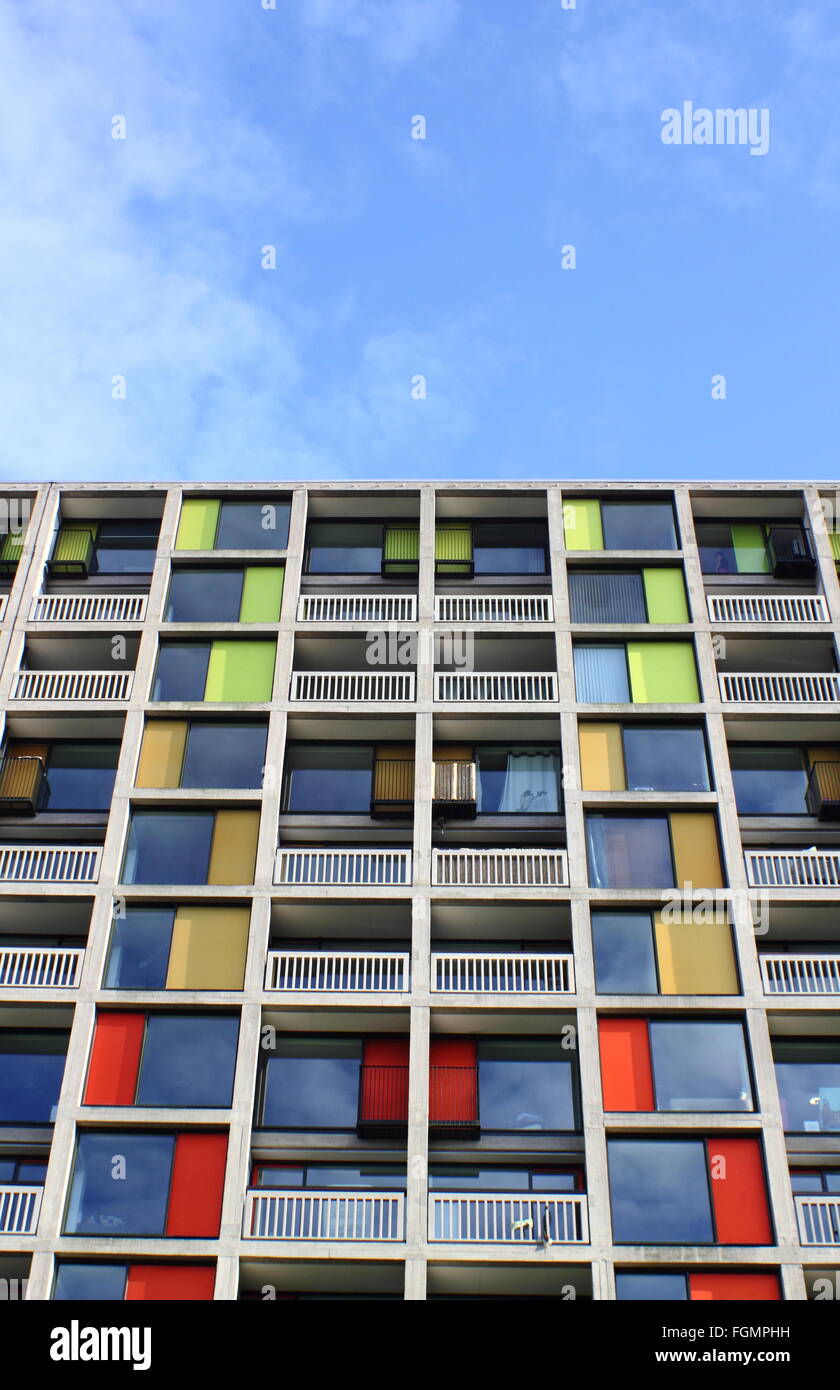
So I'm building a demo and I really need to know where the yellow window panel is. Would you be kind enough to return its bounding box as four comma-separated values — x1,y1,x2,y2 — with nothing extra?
578,723,625,791
207,809,260,885
167,906,250,990
135,721,187,788
654,915,739,995
670,811,724,890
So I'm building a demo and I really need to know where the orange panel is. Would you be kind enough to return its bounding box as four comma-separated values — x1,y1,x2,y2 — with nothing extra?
165,1133,228,1238
708,1138,773,1245
125,1265,216,1301
360,1038,409,1123
689,1272,781,1302
429,1038,477,1124
83,1013,145,1106
598,1017,654,1112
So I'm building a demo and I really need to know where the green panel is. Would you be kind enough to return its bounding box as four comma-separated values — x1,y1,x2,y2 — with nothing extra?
51,525,96,572
831,533,840,563
239,567,284,623
627,641,699,703
731,522,770,574
563,499,603,551
175,498,220,551
384,527,419,561
642,568,689,623
205,640,276,702
435,525,472,573
0,532,24,568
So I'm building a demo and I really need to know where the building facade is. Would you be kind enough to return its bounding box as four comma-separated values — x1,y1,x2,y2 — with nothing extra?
0,479,839,1302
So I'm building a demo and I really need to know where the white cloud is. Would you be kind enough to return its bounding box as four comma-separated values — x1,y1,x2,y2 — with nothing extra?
296,0,460,69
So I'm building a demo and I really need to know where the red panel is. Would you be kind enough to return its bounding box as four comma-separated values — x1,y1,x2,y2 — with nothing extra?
708,1138,773,1245
165,1133,228,1237
359,1038,409,1123
598,1018,654,1112
689,1273,781,1302
83,1013,145,1106
429,1037,477,1125
125,1265,216,1301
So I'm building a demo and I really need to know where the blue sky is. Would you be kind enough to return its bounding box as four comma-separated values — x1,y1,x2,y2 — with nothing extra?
1,0,839,483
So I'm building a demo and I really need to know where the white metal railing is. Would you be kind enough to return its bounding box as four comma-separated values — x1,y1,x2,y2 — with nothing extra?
429,1193,588,1244
0,946,84,988
432,952,574,994
0,846,101,884
435,595,553,624
244,1190,405,1242
718,672,840,704
746,850,840,889
434,671,558,702
432,848,569,887
0,1186,43,1236
275,849,412,886
297,594,417,623
29,593,147,624
265,949,410,992
760,953,840,995
290,671,415,702
796,1196,840,1246
10,669,134,702
707,593,829,625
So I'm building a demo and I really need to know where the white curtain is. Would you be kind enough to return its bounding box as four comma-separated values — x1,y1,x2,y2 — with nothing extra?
498,753,559,813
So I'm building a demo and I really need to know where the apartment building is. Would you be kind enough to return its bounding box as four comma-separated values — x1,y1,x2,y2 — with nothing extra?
0,479,839,1302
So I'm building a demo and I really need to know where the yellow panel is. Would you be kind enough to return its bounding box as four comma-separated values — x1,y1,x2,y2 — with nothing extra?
207,810,260,885
375,744,415,760
432,744,474,761
670,812,724,890
135,721,187,788
654,915,738,995
166,906,250,990
807,745,840,766
578,723,625,791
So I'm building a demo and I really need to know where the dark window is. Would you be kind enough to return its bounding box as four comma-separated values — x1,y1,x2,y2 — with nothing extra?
569,572,647,624
65,1132,174,1235
696,522,737,574
104,907,174,989
586,814,674,889
0,1157,48,1183
608,1139,714,1243
165,570,243,623
475,747,561,813
730,745,808,814
774,1039,840,1133
623,725,710,792
592,911,658,993
135,1015,239,1108
305,523,383,574
573,645,630,702
601,503,677,551
53,1264,128,1300
93,520,159,575
41,743,120,812
260,1038,362,1129
282,745,373,812
478,1040,578,1132
0,1031,68,1124
428,1167,578,1192
650,1020,753,1112
472,522,548,575
216,500,290,551
152,644,210,701
254,1164,406,1190
616,1272,687,1301
122,810,214,885
181,722,267,790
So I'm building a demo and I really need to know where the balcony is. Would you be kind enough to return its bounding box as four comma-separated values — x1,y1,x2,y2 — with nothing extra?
357,1065,479,1136
10,669,133,702
433,760,476,815
796,1196,840,1246
760,953,840,995
296,593,417,623
707,594,829,625
766,525,817,579
0,1186,43,1236
431,951,574,994
0,845,101,884
0,945,84,988
274,848,412,886
807,763,840,821
435,595,553,623
29,593,147,624
429,1193,588,1245
719,672,840,704
290,672,415,702
244,1189,405,1243
265,949,410,993
432,848,569,887
745,849,840,888
371,759,414,817
434,672,558,703
0,757,44,815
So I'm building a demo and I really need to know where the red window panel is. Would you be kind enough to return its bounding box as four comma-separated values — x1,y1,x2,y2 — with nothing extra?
125,1264,216,1301
359,1039,409,1123
689,1272,781,1302
598,1018,654,1113
429,1038,477,1125
83,1013,145,1106
165,1133,228,1238
708,1138,773,1245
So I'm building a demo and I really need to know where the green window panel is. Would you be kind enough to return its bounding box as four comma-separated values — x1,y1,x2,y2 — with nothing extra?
50,525,97,574
564,499,603,551
0,531,25,572
731,523,770,574
239,567,284,623
435,525,472,573
831,533,840,563
627,642,699,704
175,498,220,551
642,568,689,624
383,526,419,574
204,640,276,702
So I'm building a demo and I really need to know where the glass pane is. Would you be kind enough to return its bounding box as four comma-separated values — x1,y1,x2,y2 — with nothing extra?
476,747,560,814
305,523,383,574
616,1273,687,1301
789,1172,824,1193
165,570,243,623
41,743,119,811
650,1020,754,1112
428,1167,529,1190
181,722,267,789
473,523,547,575
574,645,630,702
729,745,808,814
586,815,674,889
608,1139,714,1243
152,644,210,701
592,911,658,993
569,572,646,623
216,500,290,550
282,745,373,811
16,1161,48,1183
696,523,736,575
774,1042,840,1132
136,1015,239,1107
53,1264,128,1300
478,1041,576,1131
261,1040,362,1128
601,503,677,550
94,521,159,575
0,1032,68,1124
65,1133,174,1235
104,907,174,989
304,1166,406,1190
623,726,710,792
122,811,214,885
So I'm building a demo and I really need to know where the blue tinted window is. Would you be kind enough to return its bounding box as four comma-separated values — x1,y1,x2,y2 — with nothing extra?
574,646,630,702
94,521,159,575
122,811,214,885
217,500,290,550
181,722,267,790
623,726,710,792
609,1139,713,1243
616,1272,687,1300
165,570,243,623
282,746,373,812
65,1133,174,1235
569,572,646,623
586,815,674,889
261,1039,361,1128
473,523,547,575
305,523,382,574
592,912,658,993
774,1040,840,1133
730,745,808,814
601,503,677,551
104,907,174,989
152,644,210,701
650,1020,753,1113
53,1263,127,1300
135,1015,239,1108
475,747,560,814
0,1032,68,1124
42,743,119,811
478,1041,577,1132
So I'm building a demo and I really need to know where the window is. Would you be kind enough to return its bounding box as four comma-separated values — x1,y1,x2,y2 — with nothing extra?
0,1031,68,1124
475,746,561,813
216,499,290,550
622,725,710,792
180,722,267,789
695,521,771,575
53,1262,215,1301
586,815,674,889
428,1167,580,1192
616,1273,688,1301
774,1039,840,1133
649,1020,753,1112
592,912,659,993
152,644,210,701
104,904,250,991
165,569,243,623
305,522,383,574
105,907,175,989
93,520,159,574
40,743,120,811
64,1131,227,1237
152,641,275,702
573,645,630,702
615,1271,781,1301
53,1264,129,1301
573,642,702,704
253,1164,406,1190
730,745,808,814
609,1139,714,1243
84,1013,239,1108
601,502,677,551
260,1038,363,1129
282,745,374,812
569,572,646,623
478,1040,578,1132
472,522,548,574
0,1157,47,1184
123,811,214,884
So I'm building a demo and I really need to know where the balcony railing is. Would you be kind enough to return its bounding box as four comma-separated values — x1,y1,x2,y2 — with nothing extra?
0,946,84,988
429,1193,589,1245
806,763,840,820
290,671,415,702
434,595,554,624
432,951,575,994
707,594,829,625
29,593,147,624
0,845,101,884
432,848,569,887
244,1190,405,1242
10,669,134,702
795,1196,840,1246
745,849,840,888
434,672,558,703
265,949,410,992
274,848,412,886
296,594,417,623
0,1185,43,1236
0,756,44,814
718,672,840,704
760,953,840,995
